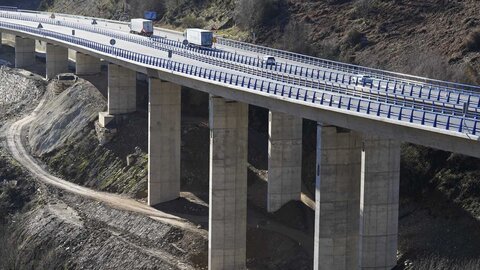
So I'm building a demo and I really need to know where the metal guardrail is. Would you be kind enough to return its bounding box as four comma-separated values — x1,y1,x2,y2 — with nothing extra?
0,20,478,136
2,9,480,113
0,6,17,12
216,37,480,94
2,6,480,96
7,10,480,115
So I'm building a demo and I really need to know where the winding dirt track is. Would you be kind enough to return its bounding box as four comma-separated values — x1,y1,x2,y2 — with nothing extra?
6,97,199,232
6,95,313,256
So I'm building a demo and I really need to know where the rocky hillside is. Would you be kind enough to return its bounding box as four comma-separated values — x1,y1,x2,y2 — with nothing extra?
26,78,151,198
285,1,480,83
0,69,209,270
0,147,209,270
18,0,479,84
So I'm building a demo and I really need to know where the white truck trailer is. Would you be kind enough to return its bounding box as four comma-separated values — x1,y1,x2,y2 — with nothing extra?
129,18,153,37
183,28,214,48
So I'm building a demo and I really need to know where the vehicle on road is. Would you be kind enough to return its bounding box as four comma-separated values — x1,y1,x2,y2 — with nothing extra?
183,28,214,48
263,55,276,66
129,18,153,37
356,74,374,86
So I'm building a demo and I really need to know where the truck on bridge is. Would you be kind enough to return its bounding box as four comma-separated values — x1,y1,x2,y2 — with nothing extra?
129,18,153,37
183,28,214,48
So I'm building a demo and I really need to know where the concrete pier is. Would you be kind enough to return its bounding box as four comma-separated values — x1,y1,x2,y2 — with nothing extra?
267,111,302,212
107,64,136,114
76,52,101,75
99,64,136,127
359,137,400,269
148,78,181,206
314,125,362,270
46,43,68,80
14,36,35,68
209,96,248,270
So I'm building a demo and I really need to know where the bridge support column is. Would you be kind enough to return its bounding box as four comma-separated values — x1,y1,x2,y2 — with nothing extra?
267,111,302,212
359,137,400,269
99,64,136,127
75,52,101,75
15,36,35,68
147,78,181,206
46,43,68,80
209,96,248,270
314,125,362,270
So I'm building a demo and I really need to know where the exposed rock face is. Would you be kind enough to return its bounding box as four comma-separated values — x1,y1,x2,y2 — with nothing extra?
0,67,45,123
0,68,208,270
94,120,117,146
28,78,106,156
0,146,208,270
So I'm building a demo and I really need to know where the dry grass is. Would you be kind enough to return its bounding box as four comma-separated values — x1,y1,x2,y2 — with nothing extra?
182,14,205,28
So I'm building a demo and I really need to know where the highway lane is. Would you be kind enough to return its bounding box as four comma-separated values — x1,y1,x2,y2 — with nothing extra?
13,8,480,101
215,37,480,93
4,10,480,113
0,15,478,137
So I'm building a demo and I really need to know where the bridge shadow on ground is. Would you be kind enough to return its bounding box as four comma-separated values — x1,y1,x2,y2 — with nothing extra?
397,190,480,269
0,43,46,77
153,195,209,228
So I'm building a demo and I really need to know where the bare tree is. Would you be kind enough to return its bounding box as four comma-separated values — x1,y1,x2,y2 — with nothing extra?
280,21,313,55
234,0,284,30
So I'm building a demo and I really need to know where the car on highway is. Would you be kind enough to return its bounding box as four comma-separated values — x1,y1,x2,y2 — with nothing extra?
356,74,374,86
263,55,276,66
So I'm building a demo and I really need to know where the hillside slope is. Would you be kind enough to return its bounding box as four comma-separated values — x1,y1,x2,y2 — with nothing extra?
29,0,480,83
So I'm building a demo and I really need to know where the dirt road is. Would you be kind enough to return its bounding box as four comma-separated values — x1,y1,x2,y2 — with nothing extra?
6,96,201,233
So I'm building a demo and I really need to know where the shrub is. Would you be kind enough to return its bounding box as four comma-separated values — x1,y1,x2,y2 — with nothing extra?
344,29,365,46
127,0,165,19
353,0,380,18
165,0,188,13
182,14,205,28
316,39,341,60
405,50,469,83
463,29,480,52
280,21,313,54
234,0,285,30
326,0,351,4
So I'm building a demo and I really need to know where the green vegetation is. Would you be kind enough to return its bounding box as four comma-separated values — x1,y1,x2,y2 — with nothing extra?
44,127,148,199
401,145,480,217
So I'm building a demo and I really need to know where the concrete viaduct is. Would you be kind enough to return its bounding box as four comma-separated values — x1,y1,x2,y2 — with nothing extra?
0,9,479,270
